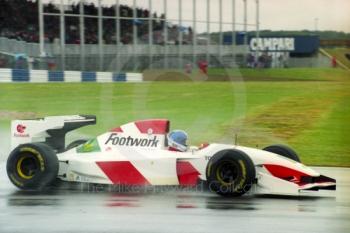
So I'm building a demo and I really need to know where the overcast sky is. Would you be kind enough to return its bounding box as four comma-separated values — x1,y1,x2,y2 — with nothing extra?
45,0,350,33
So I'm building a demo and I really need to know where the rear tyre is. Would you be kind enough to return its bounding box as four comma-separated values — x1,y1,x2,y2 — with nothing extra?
66,139,88,151
263,144,301,162
206,149,256,197
6,143,59,190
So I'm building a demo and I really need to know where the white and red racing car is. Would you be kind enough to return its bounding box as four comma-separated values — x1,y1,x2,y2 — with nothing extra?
6,115,336,196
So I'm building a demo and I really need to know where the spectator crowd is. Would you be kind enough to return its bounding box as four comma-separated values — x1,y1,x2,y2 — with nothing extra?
0,0,193,45
246,52,289,68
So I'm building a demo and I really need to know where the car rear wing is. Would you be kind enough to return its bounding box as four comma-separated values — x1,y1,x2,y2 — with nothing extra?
11,115,96,152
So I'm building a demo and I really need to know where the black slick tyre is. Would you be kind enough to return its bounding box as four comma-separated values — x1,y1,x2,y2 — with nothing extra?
6,143,59,190
206,149,256,197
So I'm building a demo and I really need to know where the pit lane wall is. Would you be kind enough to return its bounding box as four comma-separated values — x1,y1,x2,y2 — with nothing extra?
0,69,143,83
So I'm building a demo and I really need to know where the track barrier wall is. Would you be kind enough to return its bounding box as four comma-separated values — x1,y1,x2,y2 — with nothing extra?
0,69,143,83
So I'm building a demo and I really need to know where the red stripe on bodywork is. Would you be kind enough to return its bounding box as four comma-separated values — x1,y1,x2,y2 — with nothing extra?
96,161,150,185
264,164,310,185
176,161,200,186
134,119,170,134
110,127,123,132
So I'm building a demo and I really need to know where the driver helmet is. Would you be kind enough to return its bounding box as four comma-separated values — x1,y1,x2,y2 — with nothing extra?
167,130,188,152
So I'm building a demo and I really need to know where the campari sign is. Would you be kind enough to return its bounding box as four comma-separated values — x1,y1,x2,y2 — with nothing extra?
250,37,295,52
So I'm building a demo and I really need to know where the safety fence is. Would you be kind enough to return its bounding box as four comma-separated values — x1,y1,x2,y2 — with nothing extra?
0,36,248,71
0,68,143,83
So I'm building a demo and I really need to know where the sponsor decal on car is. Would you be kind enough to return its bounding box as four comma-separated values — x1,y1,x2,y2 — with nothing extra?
105,133,159,148
13,124,29,138
77,139,101,153
17,124,26,133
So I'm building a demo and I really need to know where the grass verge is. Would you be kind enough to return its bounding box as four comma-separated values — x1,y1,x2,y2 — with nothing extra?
0,68,349,166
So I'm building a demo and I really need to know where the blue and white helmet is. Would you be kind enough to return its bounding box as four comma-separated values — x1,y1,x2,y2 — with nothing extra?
167,130,188,152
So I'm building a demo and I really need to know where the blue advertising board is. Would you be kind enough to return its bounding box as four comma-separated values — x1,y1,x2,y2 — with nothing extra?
224,34,320,55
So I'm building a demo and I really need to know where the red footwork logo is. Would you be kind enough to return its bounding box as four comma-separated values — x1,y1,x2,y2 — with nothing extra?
14,124,29,138
16,124,26,133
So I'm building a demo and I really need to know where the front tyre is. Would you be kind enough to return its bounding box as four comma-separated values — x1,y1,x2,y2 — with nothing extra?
6,143,59,190
263,144,301,162
206,149,256,197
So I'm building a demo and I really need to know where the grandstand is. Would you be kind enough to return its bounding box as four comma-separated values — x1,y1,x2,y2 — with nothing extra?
1,0,341,73
1,0,187,45
0,0,254,72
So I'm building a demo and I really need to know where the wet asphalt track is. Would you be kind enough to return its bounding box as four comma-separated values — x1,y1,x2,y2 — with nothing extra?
0,162,349,233
0,129,349,233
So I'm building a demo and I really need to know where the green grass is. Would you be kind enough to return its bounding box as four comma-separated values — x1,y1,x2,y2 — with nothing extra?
209,67,350,81
0,68,349,166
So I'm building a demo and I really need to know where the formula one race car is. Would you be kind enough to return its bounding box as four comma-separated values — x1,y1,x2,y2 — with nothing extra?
6,115,336,196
